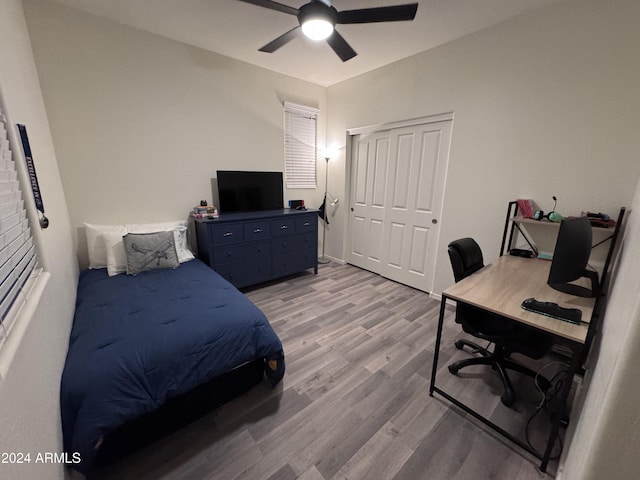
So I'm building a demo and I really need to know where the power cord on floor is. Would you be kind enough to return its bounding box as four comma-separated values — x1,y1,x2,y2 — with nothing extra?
525,366,572,460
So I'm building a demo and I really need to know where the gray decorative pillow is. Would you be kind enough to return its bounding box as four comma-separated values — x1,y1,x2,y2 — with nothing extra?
123,231,179,275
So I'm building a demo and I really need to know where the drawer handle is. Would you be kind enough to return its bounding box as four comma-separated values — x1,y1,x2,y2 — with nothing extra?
223,232,234,237
253,228,263,233
280,225,288,230
304,222,310,226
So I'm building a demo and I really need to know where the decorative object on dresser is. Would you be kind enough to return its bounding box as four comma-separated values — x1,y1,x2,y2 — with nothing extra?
191,202,218,219
195,209,318,288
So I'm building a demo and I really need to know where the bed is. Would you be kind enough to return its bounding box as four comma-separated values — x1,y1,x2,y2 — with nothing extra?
61,256,285,474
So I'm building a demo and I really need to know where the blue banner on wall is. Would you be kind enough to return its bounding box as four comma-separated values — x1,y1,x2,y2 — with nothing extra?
17,124,49,228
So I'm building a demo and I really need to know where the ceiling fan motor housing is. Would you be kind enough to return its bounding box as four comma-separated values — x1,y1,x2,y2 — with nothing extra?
298,2,338,28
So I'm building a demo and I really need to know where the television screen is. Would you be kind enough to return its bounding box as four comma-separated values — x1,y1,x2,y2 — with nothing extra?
216,170,284,213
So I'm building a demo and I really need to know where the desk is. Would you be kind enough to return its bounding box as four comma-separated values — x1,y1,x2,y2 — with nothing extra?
429,256,597,472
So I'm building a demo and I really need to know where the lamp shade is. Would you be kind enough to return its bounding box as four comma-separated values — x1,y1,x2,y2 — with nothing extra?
302,18,334,40
321,146,338,161
298,2,337,41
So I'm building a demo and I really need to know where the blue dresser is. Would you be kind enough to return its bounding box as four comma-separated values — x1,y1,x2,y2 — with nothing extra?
194,209,318,288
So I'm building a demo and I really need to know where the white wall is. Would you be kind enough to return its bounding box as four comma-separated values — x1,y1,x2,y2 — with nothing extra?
23,0,327,268
15,0,640,477
557,177,640,478
325,0,640,476
326,0,640,294
0,1,78,479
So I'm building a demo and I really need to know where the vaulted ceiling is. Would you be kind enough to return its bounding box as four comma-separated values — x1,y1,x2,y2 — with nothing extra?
48,0,560,86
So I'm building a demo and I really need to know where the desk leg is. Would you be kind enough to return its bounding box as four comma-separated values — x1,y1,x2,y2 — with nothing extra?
429,295,448,395
539,342,582,472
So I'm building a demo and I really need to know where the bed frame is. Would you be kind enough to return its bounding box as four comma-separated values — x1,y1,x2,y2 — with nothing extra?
92,358,265,468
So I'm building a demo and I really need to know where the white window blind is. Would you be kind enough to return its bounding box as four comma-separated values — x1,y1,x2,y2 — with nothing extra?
284,102,319,189
0,106,40,350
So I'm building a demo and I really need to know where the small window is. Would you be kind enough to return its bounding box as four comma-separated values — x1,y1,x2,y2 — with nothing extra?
0,105,42,359
284,102,319,189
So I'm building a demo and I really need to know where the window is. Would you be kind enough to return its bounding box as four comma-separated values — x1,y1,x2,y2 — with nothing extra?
0,105,42,356
284,102,319,189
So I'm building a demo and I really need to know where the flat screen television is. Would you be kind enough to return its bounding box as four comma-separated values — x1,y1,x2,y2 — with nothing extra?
547,216,598,298
216,170,284,213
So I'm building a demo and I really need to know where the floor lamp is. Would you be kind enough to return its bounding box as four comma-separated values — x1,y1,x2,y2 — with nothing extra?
318,154,331,264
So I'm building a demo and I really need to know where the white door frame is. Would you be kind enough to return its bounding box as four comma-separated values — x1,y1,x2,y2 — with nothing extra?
344,112,454,292
347,112,454,137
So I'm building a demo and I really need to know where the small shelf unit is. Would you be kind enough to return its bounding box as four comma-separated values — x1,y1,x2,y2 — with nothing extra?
500,201,626,293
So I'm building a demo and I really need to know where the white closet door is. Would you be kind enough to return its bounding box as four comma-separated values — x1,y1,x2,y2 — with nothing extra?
347,119,451,293
347,130,391,274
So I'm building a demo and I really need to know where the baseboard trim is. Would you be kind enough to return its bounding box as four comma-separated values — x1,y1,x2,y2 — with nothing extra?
319,255,346,265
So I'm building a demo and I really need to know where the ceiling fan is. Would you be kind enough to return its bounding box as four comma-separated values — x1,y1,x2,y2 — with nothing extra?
238,0,419,62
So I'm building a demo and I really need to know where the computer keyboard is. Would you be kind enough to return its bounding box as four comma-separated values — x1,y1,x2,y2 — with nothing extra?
521,298,583,324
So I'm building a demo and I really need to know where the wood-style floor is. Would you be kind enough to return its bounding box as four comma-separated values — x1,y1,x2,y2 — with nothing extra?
90,262,563,480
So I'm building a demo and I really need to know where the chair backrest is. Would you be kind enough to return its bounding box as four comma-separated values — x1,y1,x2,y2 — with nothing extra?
448,238,496,332
448,238,484,283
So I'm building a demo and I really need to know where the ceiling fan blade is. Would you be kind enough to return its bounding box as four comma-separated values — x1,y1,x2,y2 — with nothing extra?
259,26,301,53
237,0,299,16
326,30,357,62
337,3,418,24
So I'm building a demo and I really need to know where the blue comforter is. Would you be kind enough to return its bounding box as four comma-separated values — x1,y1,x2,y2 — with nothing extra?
61,259,284,473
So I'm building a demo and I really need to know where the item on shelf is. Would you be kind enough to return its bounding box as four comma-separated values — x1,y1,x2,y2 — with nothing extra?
516,199,535,218
534,195,563,222
533,209,564,222
585,211,616,229
509,248,535,258
548,211,564,222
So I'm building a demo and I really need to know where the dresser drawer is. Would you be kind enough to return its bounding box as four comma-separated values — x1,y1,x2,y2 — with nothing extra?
244,221,270,241
214,258,271,288
295,216,315,233
272,248,317,278
270,217,296,237
212,240,270,266
271,232,315,255
210,223,243,245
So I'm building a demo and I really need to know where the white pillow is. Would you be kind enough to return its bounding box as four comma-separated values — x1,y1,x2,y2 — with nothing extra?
103,232,127,277
126,221,185,232
125,221,194,263
84,223,127,269
171,227,195,264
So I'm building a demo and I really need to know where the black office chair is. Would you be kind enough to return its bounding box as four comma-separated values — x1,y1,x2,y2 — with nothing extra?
447,238,553,407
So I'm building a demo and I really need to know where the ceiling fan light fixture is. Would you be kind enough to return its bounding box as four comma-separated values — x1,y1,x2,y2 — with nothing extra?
301,18,334,40
244,0,418,62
